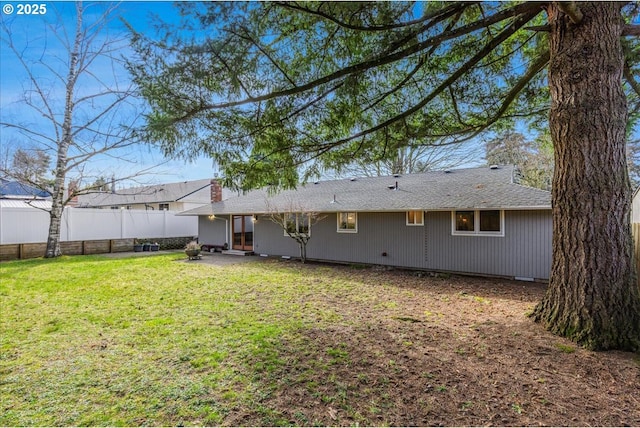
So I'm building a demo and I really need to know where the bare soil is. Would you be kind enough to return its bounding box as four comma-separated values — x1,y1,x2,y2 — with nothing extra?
237,261,640,427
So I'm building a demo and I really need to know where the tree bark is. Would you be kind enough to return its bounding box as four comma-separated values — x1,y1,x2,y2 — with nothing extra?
532,2,640,351
45,183,64,258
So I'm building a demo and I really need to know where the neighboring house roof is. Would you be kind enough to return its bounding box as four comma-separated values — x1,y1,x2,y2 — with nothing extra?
180,165,551,216
0,179,51,199
76,179,230,208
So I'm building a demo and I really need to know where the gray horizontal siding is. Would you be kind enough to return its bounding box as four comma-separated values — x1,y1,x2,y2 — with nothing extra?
208,209,552,280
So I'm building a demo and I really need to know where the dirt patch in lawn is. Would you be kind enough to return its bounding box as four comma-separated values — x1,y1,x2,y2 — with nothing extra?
233,261,640,427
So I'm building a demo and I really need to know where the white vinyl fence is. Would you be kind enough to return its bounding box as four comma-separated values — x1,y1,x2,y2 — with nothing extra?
0,206,197,244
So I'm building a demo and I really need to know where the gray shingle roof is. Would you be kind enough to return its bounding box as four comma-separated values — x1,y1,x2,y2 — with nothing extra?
76,179,230,207
180,165,551,216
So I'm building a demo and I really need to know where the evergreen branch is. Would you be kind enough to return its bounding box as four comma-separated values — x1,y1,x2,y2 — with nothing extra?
274,1,473,32
624,64,640,98
419,50,551,142
244,10,541,169
231,26,297,87
317,11,541,150
363,7,466,112
169,2,543,123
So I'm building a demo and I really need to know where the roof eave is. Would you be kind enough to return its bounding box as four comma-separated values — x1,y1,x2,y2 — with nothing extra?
182,205,552,216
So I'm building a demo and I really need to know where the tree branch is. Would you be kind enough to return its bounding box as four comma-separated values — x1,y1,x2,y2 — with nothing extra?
624,64,640,98
244,11,541,170
622,24,640,37
524,25,551,32
322,11,540,150
169,2,543,122
234,26,297,87
364,7,466,112
274,1,474,32
430,50,551,142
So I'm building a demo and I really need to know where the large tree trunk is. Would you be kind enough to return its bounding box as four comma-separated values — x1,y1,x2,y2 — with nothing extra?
533,2,640,351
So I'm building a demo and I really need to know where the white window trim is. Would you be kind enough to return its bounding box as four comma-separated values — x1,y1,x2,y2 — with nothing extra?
283,213,311,237
337,212,358,233
406,210,424,226
451,210,504,237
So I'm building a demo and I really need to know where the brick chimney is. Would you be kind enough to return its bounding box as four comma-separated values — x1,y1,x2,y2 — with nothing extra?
67,180,79,207
210,179,222,202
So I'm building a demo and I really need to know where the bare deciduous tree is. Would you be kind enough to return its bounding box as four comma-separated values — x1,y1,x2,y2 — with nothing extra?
335,142,478,179
485,131,554,191
4,148,53,190
1,2,158,257
265,198,326,263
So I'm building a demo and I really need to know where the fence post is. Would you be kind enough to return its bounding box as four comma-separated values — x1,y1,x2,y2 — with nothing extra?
120,209,125,239
65,207,72,242
163,210,168,238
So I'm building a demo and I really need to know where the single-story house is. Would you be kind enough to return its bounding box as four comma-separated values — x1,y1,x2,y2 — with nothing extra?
180,165,552,281
75,179,230,211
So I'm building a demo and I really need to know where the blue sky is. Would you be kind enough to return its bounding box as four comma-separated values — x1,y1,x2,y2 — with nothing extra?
0,1,216,186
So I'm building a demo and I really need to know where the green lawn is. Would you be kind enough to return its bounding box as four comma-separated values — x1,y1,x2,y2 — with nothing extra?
1,255,299,425
2,254,638,426
1,254,374,426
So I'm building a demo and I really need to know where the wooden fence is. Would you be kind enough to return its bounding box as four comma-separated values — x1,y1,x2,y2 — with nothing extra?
0,239,134,261
0,236,193,262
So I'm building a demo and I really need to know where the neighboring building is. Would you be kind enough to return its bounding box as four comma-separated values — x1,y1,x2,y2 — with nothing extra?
75,179,230,211
181,165,553,280
0,178,51,200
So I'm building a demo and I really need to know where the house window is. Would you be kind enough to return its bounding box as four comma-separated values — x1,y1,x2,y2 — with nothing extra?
284,213,310,236
159,203,170,211
337,212,357,233
406,210,424,226
455,211,474,231
479,210,501,232
452,210,504,236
